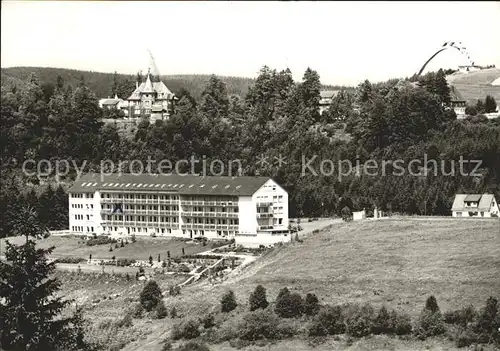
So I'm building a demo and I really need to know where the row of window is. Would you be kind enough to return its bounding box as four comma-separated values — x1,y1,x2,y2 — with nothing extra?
72,226,94,232
184,218,238,225
103,215,179,223
187,206,239,213
71,204,94,209
102,193,179,200
70,193,94,199
74,214,93,220
101,204,179,211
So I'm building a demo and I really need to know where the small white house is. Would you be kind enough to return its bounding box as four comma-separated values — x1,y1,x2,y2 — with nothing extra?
451,194,499,217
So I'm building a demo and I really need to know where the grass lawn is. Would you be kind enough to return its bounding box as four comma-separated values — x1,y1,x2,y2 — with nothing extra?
0,235,212,260
230,218,500,316
119,217,500,351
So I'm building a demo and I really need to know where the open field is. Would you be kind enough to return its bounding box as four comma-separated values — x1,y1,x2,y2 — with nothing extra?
0,235,213,260
116,217,500,351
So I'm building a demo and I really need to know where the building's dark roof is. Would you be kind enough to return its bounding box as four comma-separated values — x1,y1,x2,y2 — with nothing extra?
67,173,272,196
464,194,482,202
449,85,465,102
451,194,496,212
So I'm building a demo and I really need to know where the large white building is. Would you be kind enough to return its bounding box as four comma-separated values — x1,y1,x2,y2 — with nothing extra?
68,174,290,247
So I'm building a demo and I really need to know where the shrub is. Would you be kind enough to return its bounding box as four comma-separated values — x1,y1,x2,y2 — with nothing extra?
373,306,392,334
274,288,303,318
140,280,163,311
86,236,113,246
170,306,178,318
236,309,294,341
54,257,86,264
221,290,237,313
304,293,320,316
132,303,144,318
155,300,168,319
308,305,345,336
161,340,172,351
474,296,500,343
116,258,136,267
444,305,477,327
176,264,190,273
414,296,446,340
175,341,211,351
249,285,269,311
169,285,181,296
392,311,412,335
455,328,478,348
201,314,215,329
345,303,375,337
172,319,201,340
115,311,133,328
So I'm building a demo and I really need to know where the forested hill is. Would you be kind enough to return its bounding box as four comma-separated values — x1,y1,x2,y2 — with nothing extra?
1,66,349,99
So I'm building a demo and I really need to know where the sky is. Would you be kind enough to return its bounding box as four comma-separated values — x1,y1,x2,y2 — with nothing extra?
2,1,500,86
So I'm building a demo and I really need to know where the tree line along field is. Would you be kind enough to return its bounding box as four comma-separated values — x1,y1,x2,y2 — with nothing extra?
0,235,211,261
113,217,500,350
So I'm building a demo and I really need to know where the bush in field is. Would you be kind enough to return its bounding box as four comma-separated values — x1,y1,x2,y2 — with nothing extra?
444,305,477,327
170,307,178,319
474,296,500,344
372,306,392,334
155,300,168,319
455,328,478,348
344,303,375,337
274,287,303,318
201,314,215,329
87,236,113,246
249,285,268,311
392,310,413,335
304,293,320,316
116,258,136,267
221,290,237,313
308,305,345,336
140,280,163,311
237,310,295,341
116,311,133,328
172,319,201,340
132,303,144,318
414,295,446,340
175,341,211,351
169,285,181,296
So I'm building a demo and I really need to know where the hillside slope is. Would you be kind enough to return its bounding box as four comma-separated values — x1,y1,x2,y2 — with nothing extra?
446,68,500,104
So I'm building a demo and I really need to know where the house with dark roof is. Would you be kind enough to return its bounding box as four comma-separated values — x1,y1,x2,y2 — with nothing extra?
451,193,499,217
67,173,290,247
449,85,467,118
122,69,177,122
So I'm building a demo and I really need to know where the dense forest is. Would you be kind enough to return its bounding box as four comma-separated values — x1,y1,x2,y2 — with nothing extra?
1,66,349,101
1,65,499,237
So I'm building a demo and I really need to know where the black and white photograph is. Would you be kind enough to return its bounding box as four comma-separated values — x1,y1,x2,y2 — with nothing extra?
1,1,500,350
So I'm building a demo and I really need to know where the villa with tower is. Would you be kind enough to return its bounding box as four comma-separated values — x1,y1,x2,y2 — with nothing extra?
123,68,177,122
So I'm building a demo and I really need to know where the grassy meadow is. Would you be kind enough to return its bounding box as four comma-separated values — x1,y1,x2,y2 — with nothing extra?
117,217,500,350
0,235,211,260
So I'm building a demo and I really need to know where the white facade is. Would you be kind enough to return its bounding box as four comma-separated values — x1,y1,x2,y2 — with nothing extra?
68,175,290,247
451,194,499,218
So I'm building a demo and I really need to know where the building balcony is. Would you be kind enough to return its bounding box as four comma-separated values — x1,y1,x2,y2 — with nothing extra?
181,211,238,218
256,202,273,207
257,213,273,218
259,225,274,230
181,224,239,231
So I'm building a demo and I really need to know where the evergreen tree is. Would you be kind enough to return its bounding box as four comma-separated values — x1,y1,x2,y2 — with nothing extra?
139,280,162,311
221,290,237,313
304,293,320,316
0,207,91,351
249,285,269,311
484,95,497,113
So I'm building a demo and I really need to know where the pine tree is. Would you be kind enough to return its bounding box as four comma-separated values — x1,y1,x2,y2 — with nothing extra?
140,280,163,311
221,290,237,313
304,293,320,316
484,95,497,113
249,285,269,311
0,207,91,351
